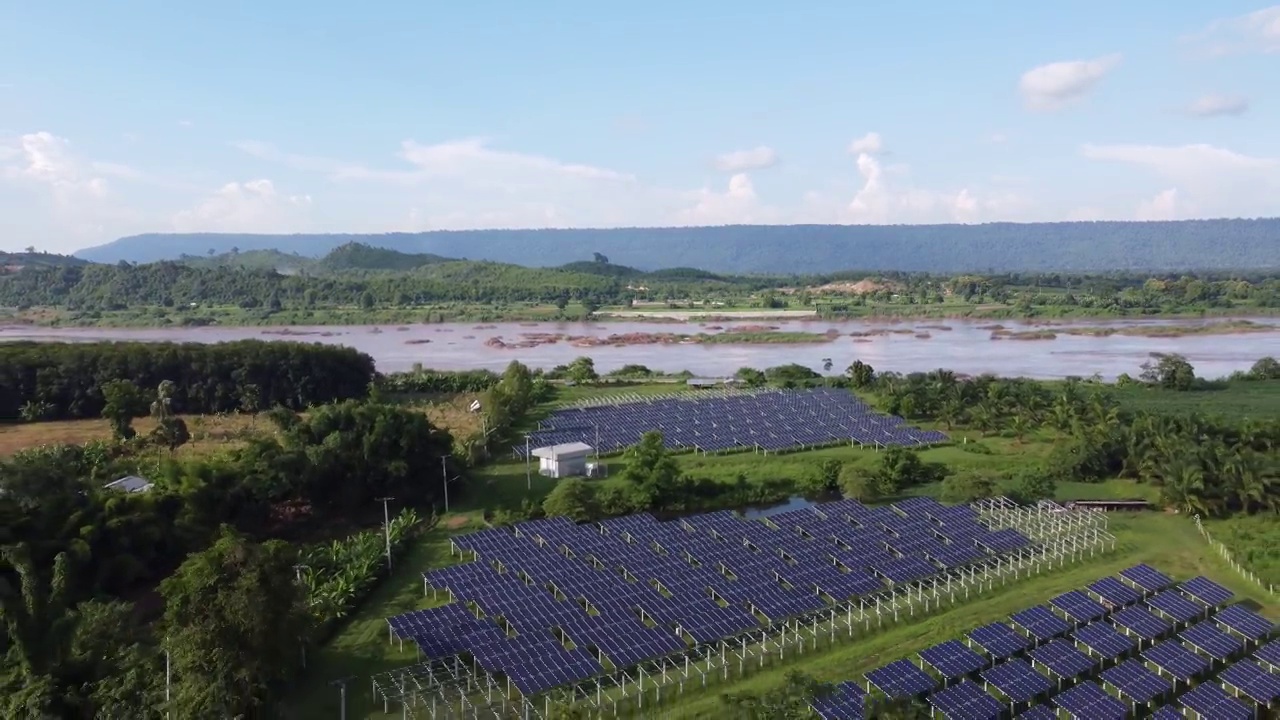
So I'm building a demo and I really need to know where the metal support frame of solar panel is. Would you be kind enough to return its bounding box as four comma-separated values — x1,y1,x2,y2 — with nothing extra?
928,678,1003,719
1099,657,1172,705
1219,659,1280,707
1179,681,1253,720
1143,638,1210,683
1052,680,1129,720
1256,638,1280,671
980,657,1052,704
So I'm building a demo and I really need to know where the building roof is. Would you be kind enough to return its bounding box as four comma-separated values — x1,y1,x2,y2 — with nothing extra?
531,442,594,459
104,475,154,493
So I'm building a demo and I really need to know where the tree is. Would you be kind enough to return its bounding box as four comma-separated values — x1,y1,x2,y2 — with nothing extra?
720,671,834,719
1009,469,1058,504
0,546,78,716
1249,356,1280,380
592,252,609,264
839,466,879,502
846,360,875,388
359,290,376,309
100,379,146,440
542,478,597,521
621,431,682,504
941,472,997,503
18,400,53,422
566,356,599,384
735,367,768,387
1140,353,1196,391
160,528,311,718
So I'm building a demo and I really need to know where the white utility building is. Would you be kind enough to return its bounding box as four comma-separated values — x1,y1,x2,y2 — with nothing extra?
531,442,594,479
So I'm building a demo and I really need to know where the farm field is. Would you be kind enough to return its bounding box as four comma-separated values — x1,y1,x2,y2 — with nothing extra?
282,512,1277,719
0,412,263,458
1111,381,1280,419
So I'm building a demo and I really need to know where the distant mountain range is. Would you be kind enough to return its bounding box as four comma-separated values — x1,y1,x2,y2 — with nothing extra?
74,219,1280,273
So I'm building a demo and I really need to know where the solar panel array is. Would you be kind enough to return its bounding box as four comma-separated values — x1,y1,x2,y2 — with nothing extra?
390,496,1029,698
810,564,1277,720
518,387,949,456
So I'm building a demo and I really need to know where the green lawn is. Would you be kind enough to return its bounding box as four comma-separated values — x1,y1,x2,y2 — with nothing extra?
1111,380,1280,420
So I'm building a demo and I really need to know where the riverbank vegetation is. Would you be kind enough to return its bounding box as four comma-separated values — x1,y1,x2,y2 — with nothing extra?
4,243,1280,328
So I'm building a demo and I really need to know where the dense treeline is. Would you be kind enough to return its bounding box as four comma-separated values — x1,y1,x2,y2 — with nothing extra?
0,340,375,420
78,219,1280,272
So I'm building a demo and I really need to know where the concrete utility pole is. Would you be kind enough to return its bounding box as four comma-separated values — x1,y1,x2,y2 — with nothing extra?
330,676,355,720
525,436,532,490
440,455,450,513
375,497,394,571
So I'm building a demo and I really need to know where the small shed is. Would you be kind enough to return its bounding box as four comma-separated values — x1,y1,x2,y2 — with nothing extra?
531,442,594,479
104,475,153,493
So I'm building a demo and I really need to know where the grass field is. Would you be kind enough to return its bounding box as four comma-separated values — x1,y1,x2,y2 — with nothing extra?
0,412,262,458
1111,381,1280,419
282,512,1277,719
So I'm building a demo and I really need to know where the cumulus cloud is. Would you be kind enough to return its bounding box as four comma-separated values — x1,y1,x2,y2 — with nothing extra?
172,179,312,233
847,132,883,155
1082,142,1279,218
3,132,111,203
1185,5,1280,56
713,146,779,173
1081,142,1276,176
1185,94,1250,117
1136,188,1180,220
677,173,779,225
840,143,1010,224
1019,54,1122,111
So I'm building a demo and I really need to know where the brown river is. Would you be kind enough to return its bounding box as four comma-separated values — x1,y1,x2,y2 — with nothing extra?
2,318,1278,379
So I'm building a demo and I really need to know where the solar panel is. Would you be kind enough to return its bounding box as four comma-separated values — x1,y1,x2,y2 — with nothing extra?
1179,576,1233,607
1149,706,1184,720
810,680,866,720
1180,621,1243,660
1016,706,1058,720
980,658,1052,703
1111,605,1172,640
1147,590,1203,623
927,679,1001,720
1052,680,1128,720
1073,621,1136,659
866,659,938,699
1143,639,1210,682
1178,682,1251,720
1010,605,1071,641
1029,639,1096,680
1219,660,1280,706
1214,604,1274,640
1120,564,1174,592
1050,590,1109,624
1099,658,1172,704
1089,576,1143,607
920,640,987,680
1257,638,1280,668
968,622,1032,659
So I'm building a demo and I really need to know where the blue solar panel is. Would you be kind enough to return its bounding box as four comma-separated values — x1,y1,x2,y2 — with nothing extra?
969,622,1032,659
1179,576,1233,606
1010,605,1071,641
1050,590,1109,624
1111,605,1171,640
927,679,1002,720
1180,621,1243,660
866,659,938,699
1099,658,1172,704
1073,622,1136,659
1219,660,1280,706
1257,638,1280,668
1120,564,1174,592
1016,706,1058,720
1143,639,1210,681
980,658,1052,703
1179,682,1251,720
920,640,987,680
1214,604,1274,640
1029,639,1096,680
1147,590,1204,623
1149,705,1184,720
1052,680,1128,720
1089,576,1143,607
810,681,866,720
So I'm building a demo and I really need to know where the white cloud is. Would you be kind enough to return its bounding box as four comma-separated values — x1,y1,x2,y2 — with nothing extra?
677,173,779,225
3,132,110,202
1080,142,1276,176
1019,54,1122,111
178,120,194,128
1082,142,1279,218
847,132,883,155
1185,93,1250,117
712,146,779,173
172,179,312,233
1186,6,1280,56
1136,188,1180,220
840,145,1013,224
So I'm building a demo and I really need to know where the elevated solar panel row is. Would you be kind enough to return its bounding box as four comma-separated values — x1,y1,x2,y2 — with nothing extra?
1214,604,1274,640
1219,660,1280,706
1179,681,1252,720
1143,639,1210,682
1029,639,1096,681
929,679,1002,720
920,640,988,680
1099,658,1171,704
980,658,1052,703
1052,680,1128,720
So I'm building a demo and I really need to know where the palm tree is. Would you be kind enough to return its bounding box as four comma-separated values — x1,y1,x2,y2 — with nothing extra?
1157,455,1212,516
0,545,79,714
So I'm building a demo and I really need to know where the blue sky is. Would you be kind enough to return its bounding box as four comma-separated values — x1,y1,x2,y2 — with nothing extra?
2,1,1279,253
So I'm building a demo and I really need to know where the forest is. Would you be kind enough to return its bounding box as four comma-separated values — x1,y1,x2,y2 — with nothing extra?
0,340,376,420
75,218,1280,273
3,245,1280,323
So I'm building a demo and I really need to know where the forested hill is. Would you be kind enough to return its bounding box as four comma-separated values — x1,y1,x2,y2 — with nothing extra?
76,219,1280,273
